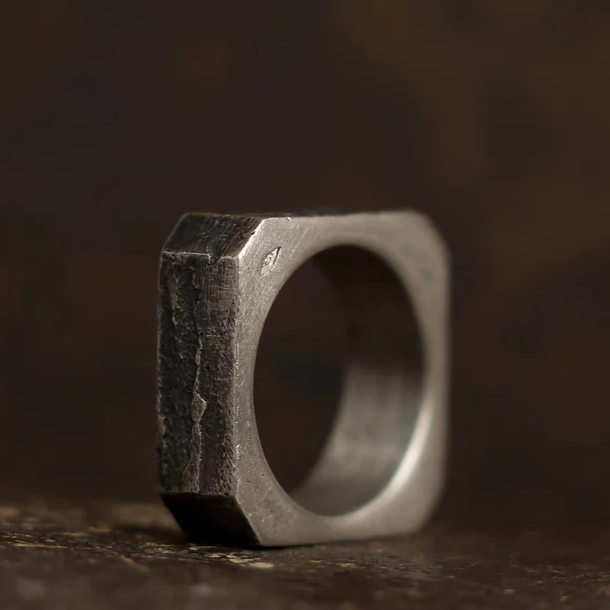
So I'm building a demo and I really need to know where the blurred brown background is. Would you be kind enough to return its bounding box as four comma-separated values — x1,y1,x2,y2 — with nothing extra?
2,1,610,525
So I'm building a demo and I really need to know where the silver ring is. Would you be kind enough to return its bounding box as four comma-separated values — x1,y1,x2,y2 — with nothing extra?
157,210,449,546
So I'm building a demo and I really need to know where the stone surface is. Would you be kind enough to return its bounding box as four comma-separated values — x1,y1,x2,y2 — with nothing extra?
1,502,610,609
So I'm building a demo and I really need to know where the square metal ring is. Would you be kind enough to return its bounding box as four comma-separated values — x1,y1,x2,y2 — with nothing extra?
157,210,449,546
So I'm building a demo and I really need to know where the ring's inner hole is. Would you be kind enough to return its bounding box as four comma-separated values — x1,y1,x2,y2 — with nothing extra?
254,246,424,516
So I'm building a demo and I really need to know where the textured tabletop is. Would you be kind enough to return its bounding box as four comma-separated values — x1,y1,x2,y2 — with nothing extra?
0,502,608,609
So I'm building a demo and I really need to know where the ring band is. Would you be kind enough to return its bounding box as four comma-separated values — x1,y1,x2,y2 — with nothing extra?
157,210,449,546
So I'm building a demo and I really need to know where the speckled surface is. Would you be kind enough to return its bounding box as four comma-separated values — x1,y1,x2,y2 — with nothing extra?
1,502,610,609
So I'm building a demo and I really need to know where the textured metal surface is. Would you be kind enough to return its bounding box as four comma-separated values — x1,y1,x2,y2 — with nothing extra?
157,211,449,546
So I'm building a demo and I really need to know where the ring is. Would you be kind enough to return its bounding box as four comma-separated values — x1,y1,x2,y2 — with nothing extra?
157,210,449,546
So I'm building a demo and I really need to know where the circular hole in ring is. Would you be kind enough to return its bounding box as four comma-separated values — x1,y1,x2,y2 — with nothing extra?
254,246,424,516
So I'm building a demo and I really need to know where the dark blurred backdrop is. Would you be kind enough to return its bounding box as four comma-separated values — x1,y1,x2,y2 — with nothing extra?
2,1,610,525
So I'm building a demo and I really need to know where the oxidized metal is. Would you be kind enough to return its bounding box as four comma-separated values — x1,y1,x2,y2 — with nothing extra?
157,211,449,546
